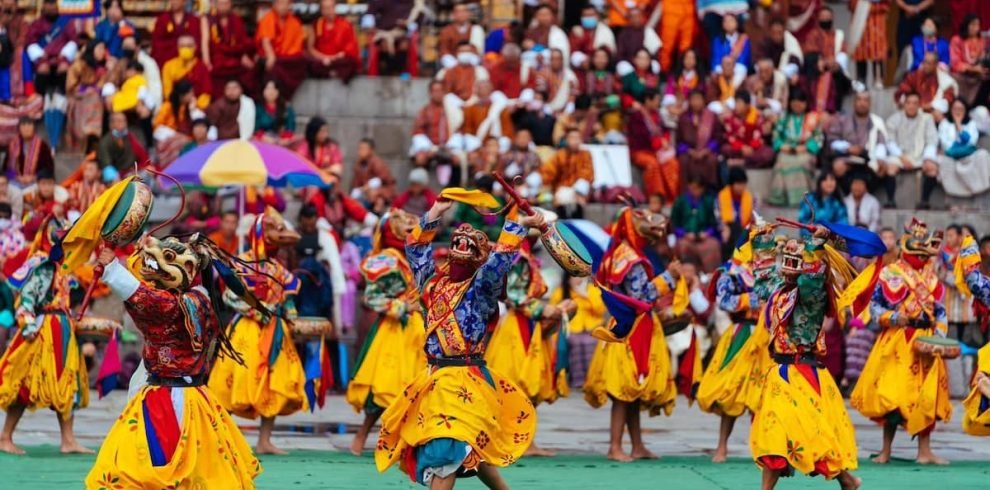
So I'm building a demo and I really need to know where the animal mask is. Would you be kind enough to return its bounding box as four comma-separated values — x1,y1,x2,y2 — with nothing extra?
449,223,491,268
138,235,205,290
251,207,301,259
631,208,668,244
899,218,941,259
387,208,417,242
778,238,804,277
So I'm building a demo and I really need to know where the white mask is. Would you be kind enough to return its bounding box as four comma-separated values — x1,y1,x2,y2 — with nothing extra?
457,52,478,66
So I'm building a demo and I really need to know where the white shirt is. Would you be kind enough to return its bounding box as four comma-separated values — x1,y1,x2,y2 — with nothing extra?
844,192,881,232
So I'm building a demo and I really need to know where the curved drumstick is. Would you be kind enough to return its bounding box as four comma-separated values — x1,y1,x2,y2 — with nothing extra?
492,172,550,232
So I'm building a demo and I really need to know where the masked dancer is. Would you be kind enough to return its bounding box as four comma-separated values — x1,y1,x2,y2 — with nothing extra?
955,235,990,436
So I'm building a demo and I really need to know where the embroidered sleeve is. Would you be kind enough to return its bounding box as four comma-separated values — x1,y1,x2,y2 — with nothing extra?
621,263,658,303
871,285,899,329
406,216,439,289
717,273,757,313
363,272,408,320
16,263,53,320
474,218,526,299
127,283,183,334
965,270,990,306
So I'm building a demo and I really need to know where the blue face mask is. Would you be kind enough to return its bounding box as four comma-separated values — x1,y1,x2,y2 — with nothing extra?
581,16,597,29
111,129,127,138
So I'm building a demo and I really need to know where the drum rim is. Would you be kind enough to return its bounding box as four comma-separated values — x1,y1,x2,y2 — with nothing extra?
553,223,593,263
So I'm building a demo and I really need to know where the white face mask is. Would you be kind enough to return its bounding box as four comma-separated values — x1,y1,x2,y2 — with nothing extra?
528,100,544,111
457,52,478,66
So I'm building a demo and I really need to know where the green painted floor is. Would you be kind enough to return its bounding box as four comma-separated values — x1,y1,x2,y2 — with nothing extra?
1,447,987,489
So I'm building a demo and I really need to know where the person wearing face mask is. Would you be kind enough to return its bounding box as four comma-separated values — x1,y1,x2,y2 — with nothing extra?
910,17,949,71
803,6,850,77
150,0,200,68
65,40,111,150
161,34,212,112
569,5,616,58
201,0,255,99
440,41,488,103
97,111,148,175
93,0,135,58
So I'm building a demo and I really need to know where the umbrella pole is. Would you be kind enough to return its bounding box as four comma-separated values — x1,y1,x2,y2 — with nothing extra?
238,186,245,253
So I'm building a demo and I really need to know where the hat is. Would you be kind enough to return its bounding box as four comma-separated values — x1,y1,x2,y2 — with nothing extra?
409,168,429,185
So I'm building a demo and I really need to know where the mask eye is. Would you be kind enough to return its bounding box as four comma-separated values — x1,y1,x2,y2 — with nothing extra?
163,250,176,261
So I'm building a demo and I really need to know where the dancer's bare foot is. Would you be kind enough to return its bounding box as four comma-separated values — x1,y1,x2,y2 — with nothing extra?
0,438,25,455
256,441,288,455
349,436,366,456
606,446,634,462
916,453,949,465
871,451,891,464
711,446,728,463
630,446,659,460
60,441,94,454
523,444,557,457
839,472,862,490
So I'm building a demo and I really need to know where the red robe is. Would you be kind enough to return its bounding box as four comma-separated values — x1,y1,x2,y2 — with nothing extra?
151,12,201,67
205,11,254,96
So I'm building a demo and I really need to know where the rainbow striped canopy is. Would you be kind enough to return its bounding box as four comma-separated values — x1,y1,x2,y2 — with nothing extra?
165,140,330,188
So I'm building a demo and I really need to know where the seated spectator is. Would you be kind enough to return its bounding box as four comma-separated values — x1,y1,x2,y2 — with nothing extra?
239,185,286,214
937,98,990,198
581,48,618,104
350,138,395,203
409,80,449,164
801,52,840,115
256,0,307,99
524,3,569,58
910,17,950,71
756,17,803,72
174,190,220,235
722,90,774,169
94,0,135,58
663,49,702,127
180,118,210,155
489,43,524,98
206,79,255,140
883,92,940,207
392,167,437,216
98,111,149,175
896,51,956,111
298,116,342,171
3,118,53,188
541,128,594,218
569,5,616,57
512,90,556,146
711,13,751,72
745,58,788,119
438,1,484,62
949,14,990,107
627,89,679,202
0,175,24,223
362,0,419,77
153,80,201,166
715,167,755,258
553,94,597,144
824,90,889,191
202,0,255,98
22,168,67,220
500,129,542,179
254,80,298,147
671,177,722,273
441,41,488,103
462,80,515,142
208,210,239,256
677,90,721,190
66,40,111,150
161,34,212,110
151,0,199,67
307,0,360,83
844,175,881,232
618,48,660,103
527,48,577,114
798,173,848,228
769,88,822,207
119,35,162,118
706,55,745,115
67,159,107,213
615,7,660,63
26,0,80,149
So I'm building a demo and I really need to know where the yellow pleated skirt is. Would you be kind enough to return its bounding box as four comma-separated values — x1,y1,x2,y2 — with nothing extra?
0,313,88,418
86,385,260,489
962,343,990,436
696,321,771,417
582,318,675,416
850,328,952,435
208,316,307,419
750,363,858,479
537,330,569,405
486,310,548,402
346,312,426,413
375,364,536,474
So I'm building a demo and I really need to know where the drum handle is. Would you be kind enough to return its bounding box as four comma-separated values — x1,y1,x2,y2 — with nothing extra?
492,172,550,233
76,243,106,321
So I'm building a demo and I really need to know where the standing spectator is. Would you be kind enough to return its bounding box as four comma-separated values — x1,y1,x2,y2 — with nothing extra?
851,0,890,88
392,168,436,216
65,40,111,151
437,1,484,61
153,80,200,166
201,0,255,98
524,3,569,58
722,90,774,169
615,7,660,64
362,0,418,76
0,175,23,223
297,116,342,171
256,0,307,99
844,175,881,231
627,89,679,203
883,91,939,207
755,17,803,72
549,274,605,388
489,43,524,98
97,111,149,174
206,79,254,140
910,17,949,70
949,14,990,107
26,0,80,151
0,0,29,104
745,58,789,119
663,49,702,127
896,0,934,59
150,0,199,67
307,0,360,83
824,90,889,189
801,52,840,115
938,225,975,346
254,80,297,147
657,0,697,72
798,173,848,227
350,138,395,202
208,210,239,256
937,98,990,198
677,90,721,190
66,159,107,212
671,176,722,273
541,128,594,218
715,167,754,259
569,5,616,57
710,13,751,72
512,90,556,146
769,88,822,207
94,0,135,58
3,118,53,188
161,34,212,110
804,6,849,73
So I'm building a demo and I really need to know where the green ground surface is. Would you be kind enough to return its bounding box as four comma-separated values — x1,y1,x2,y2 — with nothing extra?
1,447,987,489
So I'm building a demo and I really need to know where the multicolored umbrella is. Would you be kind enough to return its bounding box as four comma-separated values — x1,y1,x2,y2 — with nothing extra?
164,140,330,188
